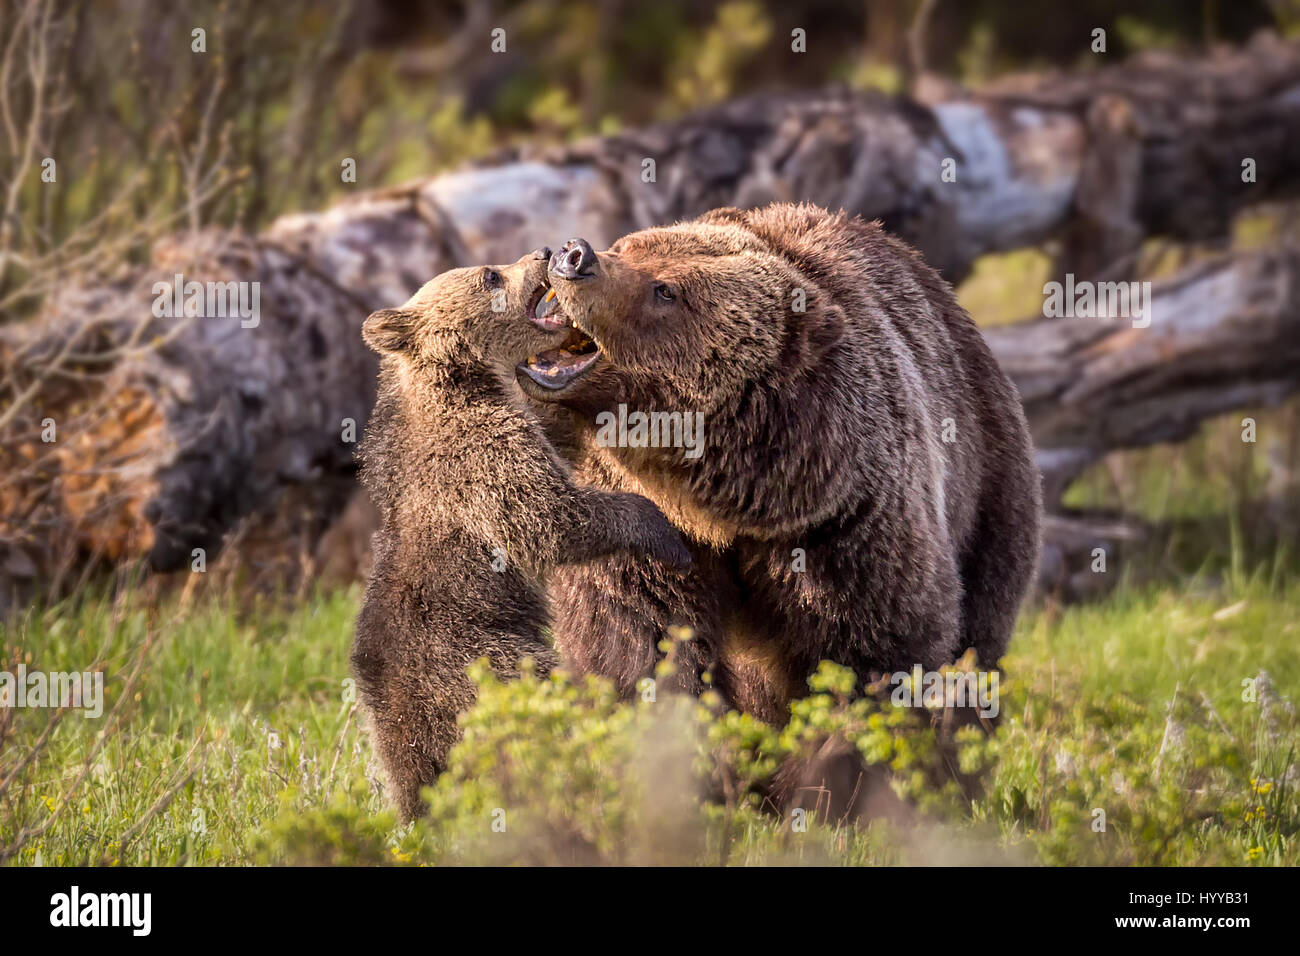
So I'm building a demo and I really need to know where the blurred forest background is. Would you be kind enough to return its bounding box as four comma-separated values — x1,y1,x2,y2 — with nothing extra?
2,0,1298,554
3,0,1297,287
1,0,1298,867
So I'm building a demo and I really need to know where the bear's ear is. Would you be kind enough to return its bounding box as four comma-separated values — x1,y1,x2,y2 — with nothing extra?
362,308,416,354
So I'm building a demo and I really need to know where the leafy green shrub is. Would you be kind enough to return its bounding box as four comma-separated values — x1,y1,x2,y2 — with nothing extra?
252,641,998,866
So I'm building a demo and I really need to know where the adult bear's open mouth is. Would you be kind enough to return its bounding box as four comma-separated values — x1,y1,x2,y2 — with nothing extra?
520,322,602,390
518,281,603,391
520,285,602,391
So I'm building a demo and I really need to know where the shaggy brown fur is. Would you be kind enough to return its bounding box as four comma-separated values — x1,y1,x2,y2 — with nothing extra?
519,203,1041,727
352,250,691,821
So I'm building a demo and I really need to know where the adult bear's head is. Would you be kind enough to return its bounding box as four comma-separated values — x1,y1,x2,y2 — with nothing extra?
515,205,847,418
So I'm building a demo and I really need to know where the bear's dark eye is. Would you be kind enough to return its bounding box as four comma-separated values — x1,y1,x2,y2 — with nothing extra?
482,268,502,288
654,283,675,302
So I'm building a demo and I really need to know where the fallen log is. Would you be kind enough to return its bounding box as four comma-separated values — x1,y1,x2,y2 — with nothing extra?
3,35,1300,597
988,247,1300,504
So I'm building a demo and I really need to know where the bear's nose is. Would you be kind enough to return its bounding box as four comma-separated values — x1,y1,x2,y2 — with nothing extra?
531,246,551,261
550,238,597,280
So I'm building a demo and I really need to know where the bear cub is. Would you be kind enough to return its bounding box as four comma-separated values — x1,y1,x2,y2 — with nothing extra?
352,248,691,820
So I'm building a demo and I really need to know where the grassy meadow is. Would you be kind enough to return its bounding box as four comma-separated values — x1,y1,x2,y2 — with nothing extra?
2,511,1295,866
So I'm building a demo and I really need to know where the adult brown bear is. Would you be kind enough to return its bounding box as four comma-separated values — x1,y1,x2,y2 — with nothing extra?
517,203,1040,725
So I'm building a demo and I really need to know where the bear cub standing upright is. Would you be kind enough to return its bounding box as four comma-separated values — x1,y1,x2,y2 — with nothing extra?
353,249,691,820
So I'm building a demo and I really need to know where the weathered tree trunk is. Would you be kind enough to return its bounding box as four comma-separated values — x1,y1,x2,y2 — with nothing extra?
990,247,1300,505
3,35,1300,596
992,246,1300,594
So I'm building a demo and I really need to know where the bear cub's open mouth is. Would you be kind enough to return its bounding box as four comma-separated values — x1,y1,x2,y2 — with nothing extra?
521,286,601,390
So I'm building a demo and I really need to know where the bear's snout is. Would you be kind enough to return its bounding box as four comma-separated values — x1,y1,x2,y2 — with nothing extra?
550,238,597,280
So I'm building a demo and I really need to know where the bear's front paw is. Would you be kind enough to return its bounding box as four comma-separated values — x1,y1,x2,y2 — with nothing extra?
650,524,694,570
627,496,693,570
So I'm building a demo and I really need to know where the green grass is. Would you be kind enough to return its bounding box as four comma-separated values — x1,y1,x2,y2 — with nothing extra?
2,562,1296,866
